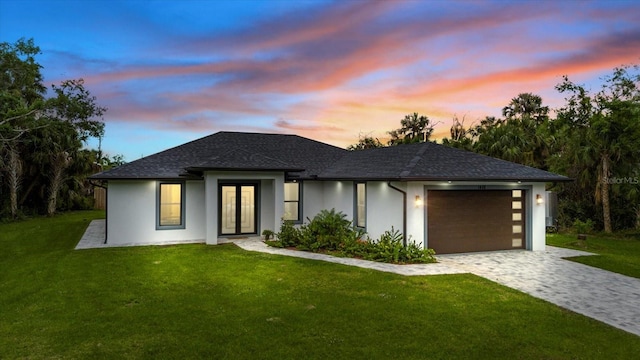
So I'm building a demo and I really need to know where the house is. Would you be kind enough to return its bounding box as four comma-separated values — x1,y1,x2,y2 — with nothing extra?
89,131,569,254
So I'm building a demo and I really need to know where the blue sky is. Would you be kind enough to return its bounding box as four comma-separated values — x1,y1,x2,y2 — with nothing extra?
1,0,639,161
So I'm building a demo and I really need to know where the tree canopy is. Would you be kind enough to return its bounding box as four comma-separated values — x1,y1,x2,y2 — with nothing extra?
349,66,640,232
1,38,111,219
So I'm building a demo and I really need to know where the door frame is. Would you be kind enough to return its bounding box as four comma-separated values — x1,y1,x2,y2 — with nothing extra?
218,181,260,236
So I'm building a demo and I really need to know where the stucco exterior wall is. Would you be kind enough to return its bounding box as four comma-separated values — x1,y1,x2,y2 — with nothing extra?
301,180,403,241
106,180,205,245
321,181,354,218
106,177,547,252
301,181,325,222
530,183,547,251
365,181,404,241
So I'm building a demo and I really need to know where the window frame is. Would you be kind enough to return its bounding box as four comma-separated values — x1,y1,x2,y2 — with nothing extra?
156,181,186,230
283,181,302,224
354,182,366,229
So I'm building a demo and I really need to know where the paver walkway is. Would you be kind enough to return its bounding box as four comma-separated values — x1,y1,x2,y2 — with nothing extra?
77,220,640,337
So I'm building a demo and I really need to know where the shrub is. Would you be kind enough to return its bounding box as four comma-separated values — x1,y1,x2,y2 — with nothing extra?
304,209,354,250
573,219,594,234
365,228,436,264
262,229,274,240
276,220,302,247
267,210,437,264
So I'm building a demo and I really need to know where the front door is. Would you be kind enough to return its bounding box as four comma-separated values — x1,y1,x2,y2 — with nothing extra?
219,184,257,235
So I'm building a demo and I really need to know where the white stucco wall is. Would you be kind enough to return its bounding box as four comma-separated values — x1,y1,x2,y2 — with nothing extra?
299,180,354,222
106,177,548,252
365,181,404,241
301,181,402,241
106,180,205,245
321,181,354,218
301,181,325,222
530,183,547,251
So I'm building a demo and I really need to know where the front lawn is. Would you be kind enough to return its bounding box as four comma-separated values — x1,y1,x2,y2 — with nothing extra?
547,232,640,279
1,212,639,359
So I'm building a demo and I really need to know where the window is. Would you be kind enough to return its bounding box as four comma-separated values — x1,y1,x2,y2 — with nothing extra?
157,182,185,229
283,181,301,222
355,182,366,228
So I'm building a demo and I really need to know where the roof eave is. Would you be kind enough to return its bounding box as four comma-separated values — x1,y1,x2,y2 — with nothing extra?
185,166,305,172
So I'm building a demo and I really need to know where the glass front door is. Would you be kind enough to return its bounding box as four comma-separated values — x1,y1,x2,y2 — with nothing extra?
220,184,257,235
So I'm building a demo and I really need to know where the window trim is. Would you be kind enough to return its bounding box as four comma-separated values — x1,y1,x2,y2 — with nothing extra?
156,181,186,230
354,182,366,229
283,181,302,224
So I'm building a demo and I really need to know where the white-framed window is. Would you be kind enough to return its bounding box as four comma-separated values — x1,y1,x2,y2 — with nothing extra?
157,182,185,229
284,181,301,222
355,182,366,228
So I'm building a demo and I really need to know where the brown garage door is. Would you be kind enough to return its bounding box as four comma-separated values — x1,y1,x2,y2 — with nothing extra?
427,190,525,254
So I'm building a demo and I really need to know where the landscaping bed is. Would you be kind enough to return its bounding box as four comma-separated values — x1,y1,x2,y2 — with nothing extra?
266,209,437,264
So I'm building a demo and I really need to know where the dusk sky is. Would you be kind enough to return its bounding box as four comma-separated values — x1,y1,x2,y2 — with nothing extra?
1,0,639,161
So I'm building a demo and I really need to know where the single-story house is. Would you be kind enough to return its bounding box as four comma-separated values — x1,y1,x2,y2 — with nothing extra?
89,131,569,254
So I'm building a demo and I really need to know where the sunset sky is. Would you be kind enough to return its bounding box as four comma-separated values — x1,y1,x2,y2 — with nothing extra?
1,0,639,161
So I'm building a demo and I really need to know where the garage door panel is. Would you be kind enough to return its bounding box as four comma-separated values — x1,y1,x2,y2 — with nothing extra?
427,190,523,254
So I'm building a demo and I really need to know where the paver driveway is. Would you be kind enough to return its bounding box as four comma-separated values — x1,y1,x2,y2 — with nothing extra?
437,247,640,337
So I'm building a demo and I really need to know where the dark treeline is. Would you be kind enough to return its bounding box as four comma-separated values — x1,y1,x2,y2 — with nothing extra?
349,66,640,232
1,38,123,219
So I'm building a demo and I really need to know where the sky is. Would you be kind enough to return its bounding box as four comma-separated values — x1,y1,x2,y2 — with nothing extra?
1,0,639,161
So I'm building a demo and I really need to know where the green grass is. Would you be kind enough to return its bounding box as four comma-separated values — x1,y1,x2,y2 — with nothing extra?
1,212,639,359
547,231,640,279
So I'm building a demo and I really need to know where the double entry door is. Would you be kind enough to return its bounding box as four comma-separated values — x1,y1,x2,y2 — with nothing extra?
219,183,257,236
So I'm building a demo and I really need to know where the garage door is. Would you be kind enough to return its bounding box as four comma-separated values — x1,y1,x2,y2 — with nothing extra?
427,190,525,254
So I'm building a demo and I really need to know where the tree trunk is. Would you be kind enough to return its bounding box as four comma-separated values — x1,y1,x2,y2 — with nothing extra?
47,152,69,216
6,148,23,219
602,154,612,233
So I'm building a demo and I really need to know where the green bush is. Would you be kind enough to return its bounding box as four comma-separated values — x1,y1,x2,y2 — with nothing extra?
364,228,437,264
304,209,354,250
276,220,302,247
268,211,437,264
573,219,594,234
261,229,274,240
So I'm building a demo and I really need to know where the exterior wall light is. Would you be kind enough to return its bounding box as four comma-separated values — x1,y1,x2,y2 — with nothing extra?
415,195,423,207
536,194,544,205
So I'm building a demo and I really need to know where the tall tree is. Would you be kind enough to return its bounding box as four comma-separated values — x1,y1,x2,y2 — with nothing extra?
0,38,46,218
0,38,46,147
471,94,553,169
388,112,434,145
440,115,473,151
347,133,385,150
502,92,549,123
0,39,106,218
41,79,105,215
554,65,640,232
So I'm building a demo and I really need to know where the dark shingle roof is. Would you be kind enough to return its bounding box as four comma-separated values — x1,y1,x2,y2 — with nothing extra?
90,131,569,182
90,132,346,180
318,141,569,182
